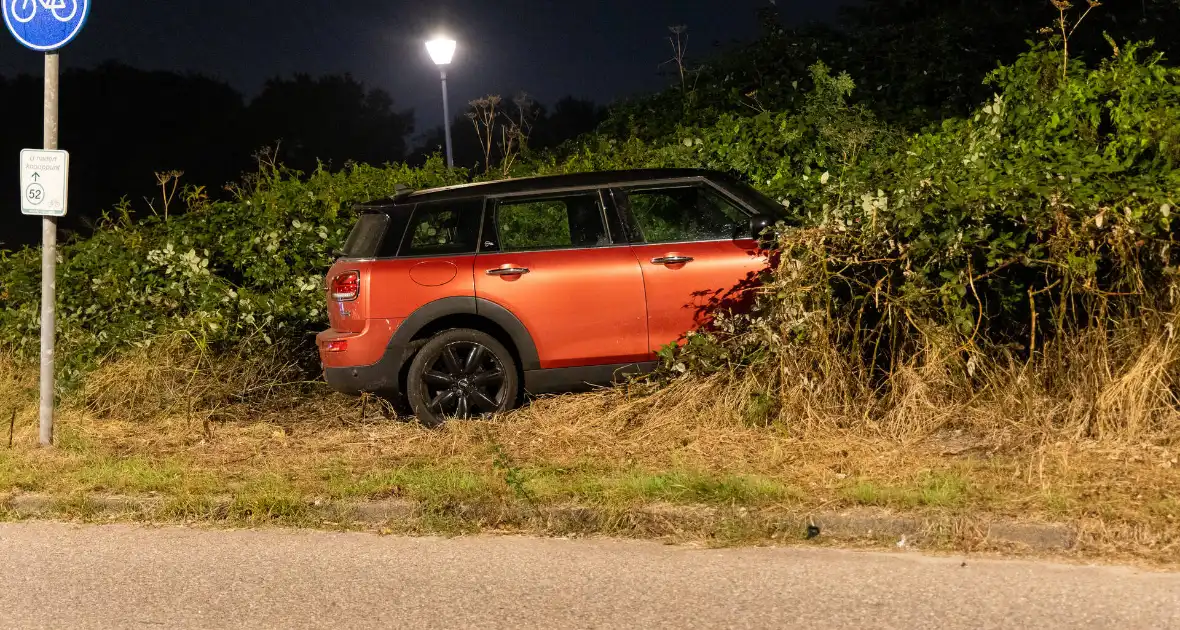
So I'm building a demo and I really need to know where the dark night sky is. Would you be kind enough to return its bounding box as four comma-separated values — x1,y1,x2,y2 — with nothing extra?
0,1,854,138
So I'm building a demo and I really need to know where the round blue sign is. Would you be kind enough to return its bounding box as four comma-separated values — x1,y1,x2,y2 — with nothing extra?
3,0,90,52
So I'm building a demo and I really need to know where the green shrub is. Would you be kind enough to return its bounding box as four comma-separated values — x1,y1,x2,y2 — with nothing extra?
654,42,1180,381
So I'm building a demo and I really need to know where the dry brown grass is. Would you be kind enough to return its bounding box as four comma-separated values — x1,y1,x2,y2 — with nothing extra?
79,333,312,425
1,354,36,447
33,312,1180,454
1,324,1178,563
662,317,1180,450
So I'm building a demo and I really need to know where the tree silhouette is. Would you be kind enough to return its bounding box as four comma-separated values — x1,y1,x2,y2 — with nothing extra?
245,74,414,173
533,96,606,151
1,66,416,251
408,110,486,171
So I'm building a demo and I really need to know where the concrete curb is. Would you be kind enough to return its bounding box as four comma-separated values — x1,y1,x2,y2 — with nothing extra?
0,492,1077,552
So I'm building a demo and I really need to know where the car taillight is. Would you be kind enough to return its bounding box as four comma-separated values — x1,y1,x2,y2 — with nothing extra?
330,271,360,301
324,340,348,353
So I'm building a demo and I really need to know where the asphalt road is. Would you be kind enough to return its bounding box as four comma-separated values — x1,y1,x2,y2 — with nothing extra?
0,523,1176,629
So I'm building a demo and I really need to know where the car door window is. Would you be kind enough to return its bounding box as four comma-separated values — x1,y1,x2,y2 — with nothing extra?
494,192,611,252
624,185,747,244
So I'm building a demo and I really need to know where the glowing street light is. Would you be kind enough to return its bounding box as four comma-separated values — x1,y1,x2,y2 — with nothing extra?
426,37,457,168
426,37,456,66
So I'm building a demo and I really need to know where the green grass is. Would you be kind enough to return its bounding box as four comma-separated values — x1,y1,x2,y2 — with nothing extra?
0,457,44,492
2,450,801,521
1042,489,1080,518
313,460,799,508
73,457,200,494
158,494,221,520
320,461,493,502
52,421,94,453
51,495,103,519
1,454,223,496
226,474,307,523
843,471,970,509
591,471,800,505
1,448,973,518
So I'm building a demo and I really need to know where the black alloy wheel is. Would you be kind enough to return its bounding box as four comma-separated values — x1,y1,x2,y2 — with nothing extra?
406,329,519,427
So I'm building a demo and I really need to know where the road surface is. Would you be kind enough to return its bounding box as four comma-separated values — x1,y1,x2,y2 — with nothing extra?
0,523,1176,629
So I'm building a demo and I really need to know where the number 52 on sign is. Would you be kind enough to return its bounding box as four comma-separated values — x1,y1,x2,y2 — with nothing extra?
20,148,69,217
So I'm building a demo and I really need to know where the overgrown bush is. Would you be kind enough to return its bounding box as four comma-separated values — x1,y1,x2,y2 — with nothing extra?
648,42,1180,441
667,42,1179,365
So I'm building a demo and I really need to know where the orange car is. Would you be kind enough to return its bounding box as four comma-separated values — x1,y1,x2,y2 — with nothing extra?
317,168,781,426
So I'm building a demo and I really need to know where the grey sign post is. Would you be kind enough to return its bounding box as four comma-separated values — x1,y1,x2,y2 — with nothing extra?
4,0,91,446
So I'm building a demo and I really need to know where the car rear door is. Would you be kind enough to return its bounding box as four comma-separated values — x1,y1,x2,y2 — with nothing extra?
610,182,769,354
474,189,650,370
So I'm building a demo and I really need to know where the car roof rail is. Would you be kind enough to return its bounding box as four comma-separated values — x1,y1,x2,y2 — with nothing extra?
393,183,414,201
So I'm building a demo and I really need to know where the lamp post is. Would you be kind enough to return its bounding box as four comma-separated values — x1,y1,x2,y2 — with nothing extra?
426,37,457,168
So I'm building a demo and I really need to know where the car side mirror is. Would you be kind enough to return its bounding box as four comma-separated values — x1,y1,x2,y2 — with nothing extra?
749,214,774,242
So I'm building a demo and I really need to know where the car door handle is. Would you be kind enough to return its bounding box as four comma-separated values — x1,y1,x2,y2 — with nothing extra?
486,267,530,276
651,256,694,266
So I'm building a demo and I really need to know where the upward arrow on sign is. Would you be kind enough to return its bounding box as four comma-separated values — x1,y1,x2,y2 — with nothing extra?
31,172,39,181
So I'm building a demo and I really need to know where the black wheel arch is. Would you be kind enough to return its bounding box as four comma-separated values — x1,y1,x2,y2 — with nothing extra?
388,296,540,372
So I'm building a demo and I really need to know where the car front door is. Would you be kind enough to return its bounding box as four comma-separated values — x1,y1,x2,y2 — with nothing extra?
474,189,650,372
611,182,770,354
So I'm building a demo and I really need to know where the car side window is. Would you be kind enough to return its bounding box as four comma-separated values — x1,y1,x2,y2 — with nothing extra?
399,200,483,257
494,192,611,252
623,185,748,244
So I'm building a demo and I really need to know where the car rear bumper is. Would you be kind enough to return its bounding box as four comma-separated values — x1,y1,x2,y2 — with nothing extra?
322,351,405,396
317,319,410,397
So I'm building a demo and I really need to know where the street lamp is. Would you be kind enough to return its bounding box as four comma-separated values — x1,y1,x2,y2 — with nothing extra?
426,37,457,168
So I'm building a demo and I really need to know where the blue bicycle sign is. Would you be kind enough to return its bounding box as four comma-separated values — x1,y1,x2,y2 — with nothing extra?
3,0,89,51
11,0,79,23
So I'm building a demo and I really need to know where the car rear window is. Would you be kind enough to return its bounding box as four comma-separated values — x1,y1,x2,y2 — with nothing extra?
341,212,391,258
398,200,484,257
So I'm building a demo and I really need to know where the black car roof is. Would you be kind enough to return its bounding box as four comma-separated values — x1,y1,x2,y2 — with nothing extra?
354,168,731,209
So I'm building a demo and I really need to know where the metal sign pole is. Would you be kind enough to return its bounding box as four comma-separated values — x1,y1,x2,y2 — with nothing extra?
39,51,59,447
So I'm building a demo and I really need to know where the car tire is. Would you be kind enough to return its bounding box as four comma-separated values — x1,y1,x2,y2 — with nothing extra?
406,329,519,428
